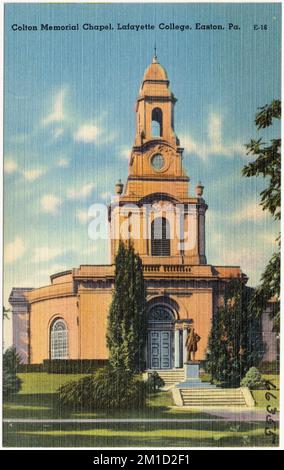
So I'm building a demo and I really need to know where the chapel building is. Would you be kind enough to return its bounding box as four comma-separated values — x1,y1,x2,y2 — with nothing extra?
10,55,276,369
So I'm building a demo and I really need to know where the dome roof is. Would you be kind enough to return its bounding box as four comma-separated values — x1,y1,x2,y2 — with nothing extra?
143,55,168,82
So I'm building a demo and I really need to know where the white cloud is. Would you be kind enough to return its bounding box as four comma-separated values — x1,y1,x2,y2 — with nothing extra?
76,209,91,224
22,168,45,181
39,263,69,278
4,158,18,174
207,201,268,226
32,246,63,263
81,245,98,255
57,157,70,168
181,135,198,154
100,191,112,201
5,237,26,263
74,124,101,143
99,132,118,145
43,88,67,125
232,201,266,224
261,233,279,245
53,128,64,139
181,111,247,161
67,182,95,200
208,113,222,148
5,158,46,181
41,194,61,214
120,146,131,160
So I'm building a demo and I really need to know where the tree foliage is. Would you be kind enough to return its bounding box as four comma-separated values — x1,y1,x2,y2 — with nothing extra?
106,241,147,373
240,367,266,390
3,346,22,397
57,367,147,410
3,306,10,320
206,279,264,386
242,100,280,332
146,371,165,393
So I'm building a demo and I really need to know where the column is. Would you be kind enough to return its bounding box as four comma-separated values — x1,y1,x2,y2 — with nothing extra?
183,328,188,366
199,204,207,263
187,205,198,253
174,329,180,368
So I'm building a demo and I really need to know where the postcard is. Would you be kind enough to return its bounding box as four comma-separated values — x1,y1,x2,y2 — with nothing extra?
3,2,281,450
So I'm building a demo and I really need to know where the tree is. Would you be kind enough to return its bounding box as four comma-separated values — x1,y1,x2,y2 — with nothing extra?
242,100,280,332
106,241,147,373
3,306,10,320
206,279,264,386
3,346,22,397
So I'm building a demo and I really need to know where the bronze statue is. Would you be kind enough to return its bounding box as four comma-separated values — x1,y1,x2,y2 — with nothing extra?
185,327,201,361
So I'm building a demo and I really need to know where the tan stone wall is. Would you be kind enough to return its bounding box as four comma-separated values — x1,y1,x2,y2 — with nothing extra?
173,289,213,360
78,288,113,359
28,282,216,364
30,296,79,363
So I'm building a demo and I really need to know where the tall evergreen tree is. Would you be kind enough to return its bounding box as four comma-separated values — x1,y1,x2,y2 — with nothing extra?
106,241,147,373
3,346,22,397
206,279,264,386
242,100,280,332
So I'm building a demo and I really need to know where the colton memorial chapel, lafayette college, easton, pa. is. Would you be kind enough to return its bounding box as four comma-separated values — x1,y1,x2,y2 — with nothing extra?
9,55,277,371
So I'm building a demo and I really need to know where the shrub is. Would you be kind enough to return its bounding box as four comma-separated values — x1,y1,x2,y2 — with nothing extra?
43,359,108,374
3,371,22,397
240,367,266,390
3,347,22,397
146,372,165,392
17,363,44,373
57,367,147,410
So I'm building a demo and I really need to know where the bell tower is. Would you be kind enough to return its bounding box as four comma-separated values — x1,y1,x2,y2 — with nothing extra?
134,52,177,146
109,55,207,266
123,53,189,200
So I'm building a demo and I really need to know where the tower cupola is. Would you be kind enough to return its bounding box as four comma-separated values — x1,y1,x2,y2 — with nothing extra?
135,54,178,147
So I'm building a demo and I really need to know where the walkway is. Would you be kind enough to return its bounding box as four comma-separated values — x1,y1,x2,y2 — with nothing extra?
3,411,279,424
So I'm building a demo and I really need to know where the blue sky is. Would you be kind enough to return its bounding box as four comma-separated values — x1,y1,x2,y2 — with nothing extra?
4,2,281,306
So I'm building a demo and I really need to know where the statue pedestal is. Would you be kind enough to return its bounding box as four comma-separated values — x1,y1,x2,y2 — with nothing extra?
176,361,216,389
184,362,200,380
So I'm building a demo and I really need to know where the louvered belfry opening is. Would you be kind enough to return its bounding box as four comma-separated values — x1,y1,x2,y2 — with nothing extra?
151,217,170,256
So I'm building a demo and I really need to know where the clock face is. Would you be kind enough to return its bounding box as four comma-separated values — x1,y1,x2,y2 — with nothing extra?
151,153,165,170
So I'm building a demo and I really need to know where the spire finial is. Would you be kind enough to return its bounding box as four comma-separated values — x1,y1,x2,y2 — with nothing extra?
152,44,158,63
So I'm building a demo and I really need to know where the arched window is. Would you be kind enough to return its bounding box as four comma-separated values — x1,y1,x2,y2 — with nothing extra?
50,318,68,359
151,108,163,137
151,217,170,256
148,306,174,323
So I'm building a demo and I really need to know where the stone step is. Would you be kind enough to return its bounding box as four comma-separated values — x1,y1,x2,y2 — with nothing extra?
158,375,184,378
181,388,242,393
156,373,184,376
180,387,247,407
182,393,242,399
155,371,185,384
158,376,184,379
162,378,184,382
182,402,246,406
181,400,246,406
181,391,243,396
182,403,246,407
181,398,246,402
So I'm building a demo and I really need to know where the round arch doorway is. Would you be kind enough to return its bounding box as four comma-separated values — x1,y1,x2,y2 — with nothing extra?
147,305,174,369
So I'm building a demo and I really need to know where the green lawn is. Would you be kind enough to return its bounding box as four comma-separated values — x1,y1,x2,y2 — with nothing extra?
18,373,89,394
3,421,278,448
4,386,213,421
251,374,280,409
3,372,280,447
